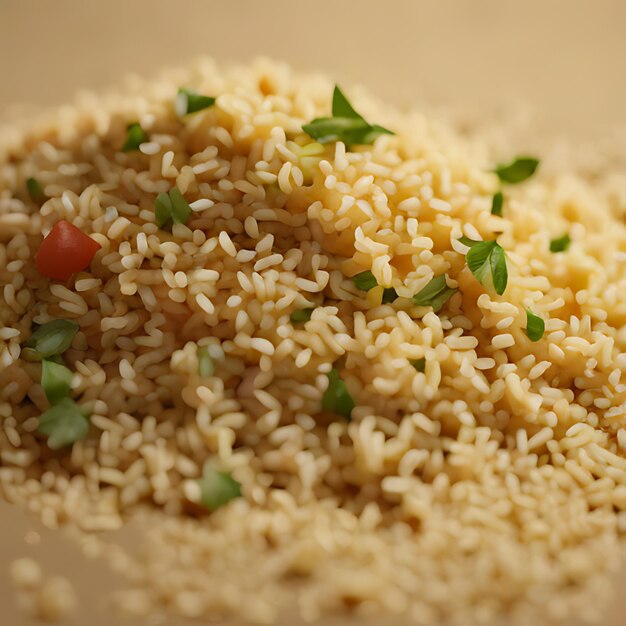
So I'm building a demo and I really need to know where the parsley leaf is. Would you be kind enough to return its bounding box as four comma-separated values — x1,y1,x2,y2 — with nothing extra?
465,240,508,295
525,309,545,342
412,275,457,312
26,319,79,360
26,177,47,204
37,397,90,450
410,357,426,372
177,88,216,116
197,465,241,512
303,85,394,146
352,270,378,292
494,157,539,184
122,122,148,152
155,187,191,229
322,368,355,420
491,191,504,216
41,358,73,405
197,347,215,378
382,287,398,304
550,233,571,253
290,308,315,323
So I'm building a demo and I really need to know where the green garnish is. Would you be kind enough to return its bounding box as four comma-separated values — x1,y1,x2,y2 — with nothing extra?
37,397,90,450
550,233,571,253
302,85,394,146
290,308,314,323
26,177,47,204
41,358,73,405
322,368,355,420
412,275,457,312
352,270,378,292
410,358,426,373
465,240,508,296
25,320,79,360
494,157,539,184
196,465,242,512
382,287,398,304
491,191,504,216
177,88,216,115
197,347,214,378
525,309,545,342
122,122,148,152
155,187,192,229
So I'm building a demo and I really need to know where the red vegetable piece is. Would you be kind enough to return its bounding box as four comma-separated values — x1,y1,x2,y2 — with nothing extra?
35,220,101,281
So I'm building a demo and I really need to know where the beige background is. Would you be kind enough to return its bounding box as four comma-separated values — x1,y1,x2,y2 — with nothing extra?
1,1,625,624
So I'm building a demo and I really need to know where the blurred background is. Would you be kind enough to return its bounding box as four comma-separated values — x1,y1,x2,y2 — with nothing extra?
1,1,625,624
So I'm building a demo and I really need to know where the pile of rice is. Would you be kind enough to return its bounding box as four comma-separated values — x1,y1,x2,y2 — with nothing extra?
2,58,626,625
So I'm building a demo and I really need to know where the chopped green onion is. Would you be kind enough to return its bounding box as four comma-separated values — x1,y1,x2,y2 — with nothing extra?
290,308,314,323
197,347,214,378
525,309,545,342
352,270,378,292
177,88,216,116
494,157,539,184
37,397,90,450
122,122,148,152
154,187,191,229
491,191,504,216
26,177,47,204
465,240,508,296
302,85,394,146
412,275,457,312
382,287,398,304
410,357,426,373
196,465,241,512
25,319,79,359
550,233,571,253
41,358,73,405
322,368,355,420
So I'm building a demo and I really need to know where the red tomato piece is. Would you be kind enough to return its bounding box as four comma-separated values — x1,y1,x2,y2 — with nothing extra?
35,220,101,281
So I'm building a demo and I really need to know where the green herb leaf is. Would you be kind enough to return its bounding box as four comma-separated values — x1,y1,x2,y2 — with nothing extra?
197,465,241,512
155,187,191,228
466,240,508,295
410,357,426,372
197,346,214,378
37,397,90,450
494,157,539,184
25,319,79,359
353,270,378,292
550,233,571,253
412,275,457,312
168,187,192,225
290,308,314,323
41,358,73,405
491,191,504,216
458,236,482,247
382,287,398,304
303,85,394,146
122,122,148,152
525,309,545,342
177,88,216,115
155,192,173,229
26,177,47,204
322,368,355,420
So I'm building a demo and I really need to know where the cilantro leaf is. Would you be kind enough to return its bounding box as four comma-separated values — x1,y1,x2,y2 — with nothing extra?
37,397,90,449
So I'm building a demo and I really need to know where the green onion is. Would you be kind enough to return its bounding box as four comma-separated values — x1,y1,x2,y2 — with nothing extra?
465,240,508,296
302,85,394,146
154,187,191,229
25,319,79,359
412,275,457,312
410,357,426,373
525,309,545,342
122,122,148,152
494,156,539,184
550,233,571,253
322,368,355,420
197,347,214,378
290,308,314,323
41,358,73,405
491,191,504,216
352,270,378,292
177,88,216,116
37,397,90,450
196,465,241,512
26,177,47,204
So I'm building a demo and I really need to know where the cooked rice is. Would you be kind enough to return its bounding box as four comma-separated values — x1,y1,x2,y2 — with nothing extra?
1,57,626,625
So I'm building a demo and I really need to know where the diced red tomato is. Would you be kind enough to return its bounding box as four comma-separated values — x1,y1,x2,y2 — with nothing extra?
35,220,101,281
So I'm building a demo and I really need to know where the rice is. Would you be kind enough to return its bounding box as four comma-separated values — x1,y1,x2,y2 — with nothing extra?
1,57,626,625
